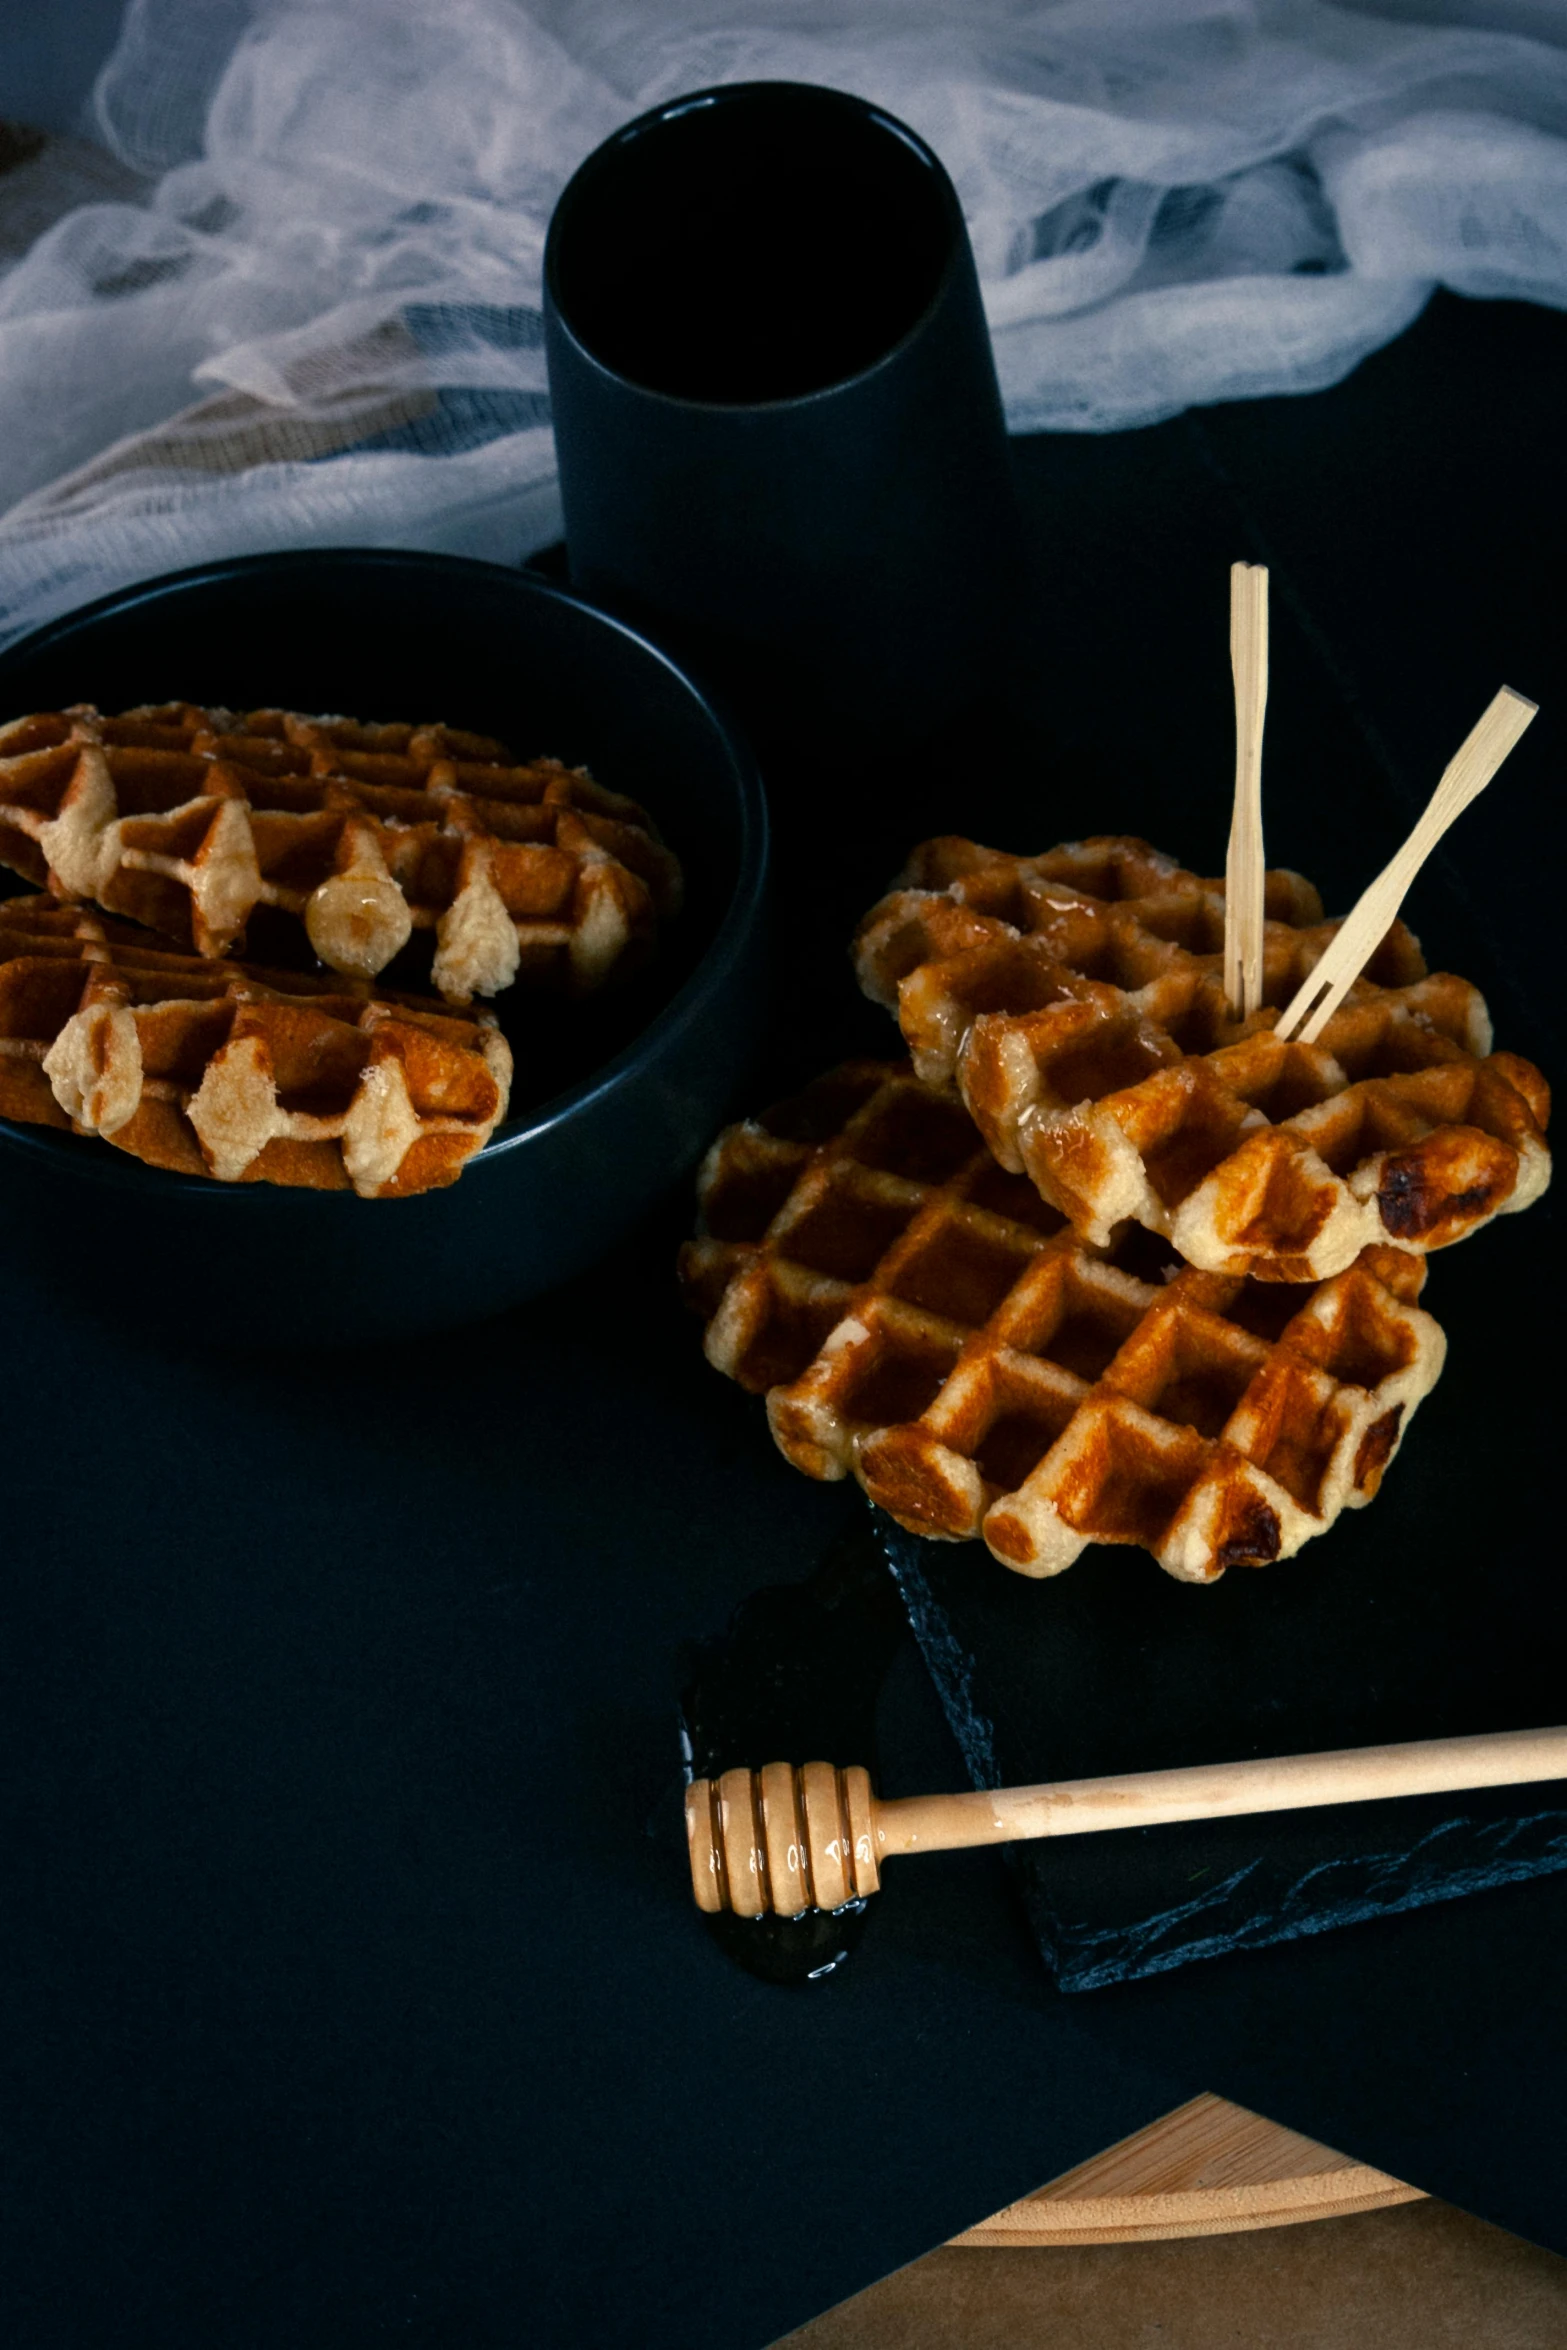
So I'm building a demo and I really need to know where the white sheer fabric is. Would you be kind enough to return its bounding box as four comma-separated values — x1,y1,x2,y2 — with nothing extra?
1,0,1565,648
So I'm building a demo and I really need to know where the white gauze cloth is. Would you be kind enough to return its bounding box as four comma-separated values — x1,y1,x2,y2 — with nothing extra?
1,0,1566,652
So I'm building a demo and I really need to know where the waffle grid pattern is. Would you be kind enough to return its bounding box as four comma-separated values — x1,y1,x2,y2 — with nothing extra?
0,895,510,1196
853,835,1549,1281
0,703,682,1002
680,1062,1445,1583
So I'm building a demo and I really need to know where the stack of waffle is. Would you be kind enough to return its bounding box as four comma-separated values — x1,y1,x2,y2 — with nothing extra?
682,837,1550,1582
0,697,685,1197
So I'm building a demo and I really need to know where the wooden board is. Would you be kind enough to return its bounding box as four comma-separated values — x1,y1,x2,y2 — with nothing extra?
949,2093,1425,2246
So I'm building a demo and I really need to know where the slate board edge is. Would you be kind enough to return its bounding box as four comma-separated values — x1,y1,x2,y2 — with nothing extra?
875,1513,1567,1992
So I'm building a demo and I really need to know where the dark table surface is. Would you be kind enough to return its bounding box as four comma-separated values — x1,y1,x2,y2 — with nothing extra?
4,287,1565,2350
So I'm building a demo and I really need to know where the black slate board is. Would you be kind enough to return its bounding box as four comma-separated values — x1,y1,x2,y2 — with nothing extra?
671,291,1567,2008
875,1180,1567,1988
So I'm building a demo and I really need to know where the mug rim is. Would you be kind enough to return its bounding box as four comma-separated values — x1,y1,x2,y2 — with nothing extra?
543,78,968,417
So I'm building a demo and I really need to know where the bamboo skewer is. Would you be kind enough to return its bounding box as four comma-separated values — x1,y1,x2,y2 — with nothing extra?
1275,684,1537,1045
687,1725,1567,1916
1224,561,1269,1020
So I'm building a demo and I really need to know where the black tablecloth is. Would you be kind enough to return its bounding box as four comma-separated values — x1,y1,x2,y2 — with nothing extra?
5,289,1565,2349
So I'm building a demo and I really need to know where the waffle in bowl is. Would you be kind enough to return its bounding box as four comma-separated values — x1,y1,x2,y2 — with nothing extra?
853,835,1550,1282
0,703,683,1003
679,1060,1444,1583
0,896,511,1197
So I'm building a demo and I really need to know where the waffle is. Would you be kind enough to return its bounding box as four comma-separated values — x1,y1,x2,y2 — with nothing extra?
853,835,1550,1282
679,1060,1445,1583
0,703,683,1002
0,896,511,1196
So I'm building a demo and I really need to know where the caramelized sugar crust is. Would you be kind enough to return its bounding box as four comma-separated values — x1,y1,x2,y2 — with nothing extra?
0,895,510,1196
679,1061,1445,1583
853,835,1549,1281
0,704,682,1002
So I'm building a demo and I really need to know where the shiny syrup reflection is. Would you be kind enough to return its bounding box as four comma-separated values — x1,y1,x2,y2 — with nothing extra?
677,1516,907,1985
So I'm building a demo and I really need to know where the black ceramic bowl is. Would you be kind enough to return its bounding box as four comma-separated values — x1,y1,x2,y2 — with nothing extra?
0,550,769,1342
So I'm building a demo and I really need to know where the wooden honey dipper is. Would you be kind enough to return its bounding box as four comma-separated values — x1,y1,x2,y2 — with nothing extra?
687,1727,1567,1916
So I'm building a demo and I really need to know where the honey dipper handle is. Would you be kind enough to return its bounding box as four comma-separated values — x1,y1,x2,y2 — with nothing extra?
872,1726,1567,1859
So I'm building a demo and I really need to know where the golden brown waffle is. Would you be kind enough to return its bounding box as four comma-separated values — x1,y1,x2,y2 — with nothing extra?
0,896,511,1196
0,703,682,1002
679,1060,1445,1583
853,835,1550,1282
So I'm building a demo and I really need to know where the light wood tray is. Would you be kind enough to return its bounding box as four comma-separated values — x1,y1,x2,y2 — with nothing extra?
950,2093,1425,2246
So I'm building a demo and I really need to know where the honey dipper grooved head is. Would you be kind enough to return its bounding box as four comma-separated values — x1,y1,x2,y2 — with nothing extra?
686,1763,880,1916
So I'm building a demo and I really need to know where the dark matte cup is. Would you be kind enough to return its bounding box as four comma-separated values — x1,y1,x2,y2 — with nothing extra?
543,81,1023,744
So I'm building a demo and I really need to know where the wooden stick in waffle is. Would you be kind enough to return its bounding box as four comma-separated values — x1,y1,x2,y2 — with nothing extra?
0,704,682,1003
1275,684,1536,1044
1224,560,1268,1021
679,1061,1445,1584
853,836,1550,1283
0,896,511,1197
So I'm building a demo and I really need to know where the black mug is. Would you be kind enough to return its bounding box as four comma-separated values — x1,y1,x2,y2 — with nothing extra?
543,82,1024,746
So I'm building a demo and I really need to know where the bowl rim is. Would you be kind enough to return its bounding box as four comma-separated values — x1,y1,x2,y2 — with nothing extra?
0,545,771,1203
